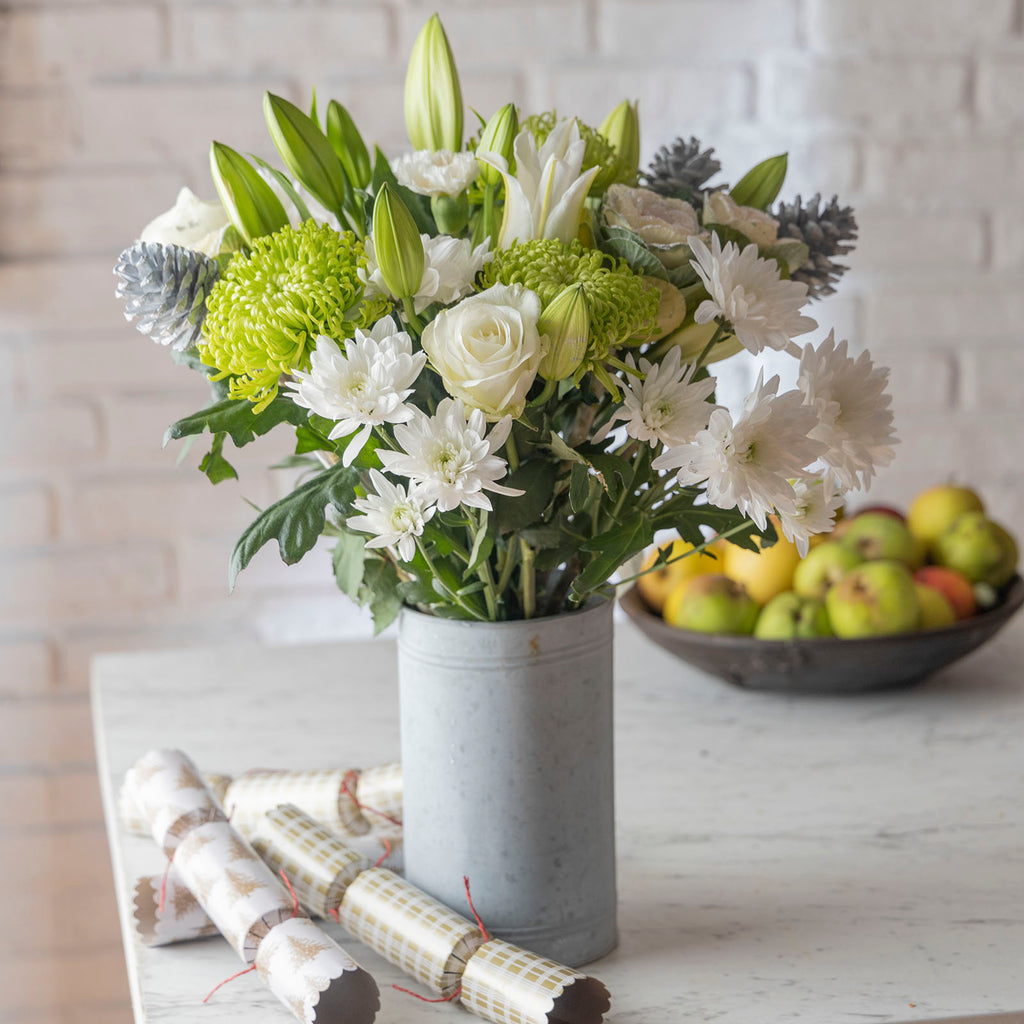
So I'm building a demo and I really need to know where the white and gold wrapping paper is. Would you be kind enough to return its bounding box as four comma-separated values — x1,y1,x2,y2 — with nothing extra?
119,771,232,836
173,819,298,964
251,804,370,917
354,762,403,831
338,867,485,998
224,769,370,838
123,748,226,855
254,916,380,1024
132,871,221,947
459,939,611,1024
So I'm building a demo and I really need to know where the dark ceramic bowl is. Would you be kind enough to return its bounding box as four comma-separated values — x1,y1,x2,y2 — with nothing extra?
621,575,1024,693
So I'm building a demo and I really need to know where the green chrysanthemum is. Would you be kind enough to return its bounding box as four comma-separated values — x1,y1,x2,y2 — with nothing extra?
200,220,389,410
481,239,659,380
523,111,626,192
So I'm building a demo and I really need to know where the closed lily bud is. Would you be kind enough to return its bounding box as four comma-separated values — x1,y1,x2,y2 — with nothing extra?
264,92,349,215
209,142,290,244
476,103,518,187
326,100,372,190
372,182,425,300
404,14,463,151
538,284,590,381
599,99,640,185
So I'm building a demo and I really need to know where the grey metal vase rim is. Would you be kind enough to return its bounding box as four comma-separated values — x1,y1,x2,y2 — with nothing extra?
399,597,613,630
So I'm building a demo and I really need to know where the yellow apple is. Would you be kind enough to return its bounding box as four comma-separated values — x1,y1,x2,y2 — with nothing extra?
635,539,720,614
907,484,984,548
721,532,801,606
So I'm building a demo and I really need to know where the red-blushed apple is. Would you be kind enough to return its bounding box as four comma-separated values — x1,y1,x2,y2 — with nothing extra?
853,504,905,522
825,560,921,638
913,565,977,620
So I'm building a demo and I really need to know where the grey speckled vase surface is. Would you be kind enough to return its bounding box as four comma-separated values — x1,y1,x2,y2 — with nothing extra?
397,599,617,967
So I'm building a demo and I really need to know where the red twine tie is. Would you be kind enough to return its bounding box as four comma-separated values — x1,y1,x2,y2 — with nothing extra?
393,984,462,1003
462,875,490,943
279,869,300,918
340,770,403,829
373,837,392,869
203,965,256,1003
157,850,175,913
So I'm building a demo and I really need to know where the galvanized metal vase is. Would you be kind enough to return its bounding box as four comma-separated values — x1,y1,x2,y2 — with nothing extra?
397,599,617,966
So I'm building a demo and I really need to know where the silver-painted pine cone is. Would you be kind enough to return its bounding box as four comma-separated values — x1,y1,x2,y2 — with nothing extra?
114,241,220,351
774,193,857,300
641,136,723,202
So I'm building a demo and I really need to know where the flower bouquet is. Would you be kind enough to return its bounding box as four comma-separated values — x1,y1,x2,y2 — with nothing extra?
114,14,893,633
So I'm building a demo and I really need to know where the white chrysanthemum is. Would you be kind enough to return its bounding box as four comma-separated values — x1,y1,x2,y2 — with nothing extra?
798,331,898,491
362,233,492,314
606,347,718,449
378,398,523,512
347,469,436,563
393,149,480,198
775,473,844,557
688,233,817,354
653,371,827,531
285,318,426,467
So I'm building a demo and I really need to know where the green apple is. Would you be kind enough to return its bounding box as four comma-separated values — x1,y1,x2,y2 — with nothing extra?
907,484,984,548
933,511,1019,587
840,512,923,567
792,541,864,600
914,582,956,630
825,560,921,637
755,592,833,639
664,574,759,635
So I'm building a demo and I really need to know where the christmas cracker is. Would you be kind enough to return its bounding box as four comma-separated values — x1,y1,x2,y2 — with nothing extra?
123,749,380,1024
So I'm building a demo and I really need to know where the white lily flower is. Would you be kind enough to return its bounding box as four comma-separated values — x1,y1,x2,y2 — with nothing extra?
348,469,436,563
285,318,426,467
378,398,523,512
481,118,600,249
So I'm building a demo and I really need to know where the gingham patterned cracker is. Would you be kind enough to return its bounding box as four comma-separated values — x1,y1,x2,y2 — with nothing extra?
251,804,369,917
339,867,484,997
132,871,220,946
459,938,611,1024
174,819,299,964
255,916,380,1024
119,770,232,836
354,762,403,830
225,769,370,838
123,749,226,855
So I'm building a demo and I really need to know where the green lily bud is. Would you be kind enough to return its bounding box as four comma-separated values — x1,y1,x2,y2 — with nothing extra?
729,153,788,210
538,284,590,381
599,99,640,185
431,193,469,235
404,14,463,151
372,182,425,299
326,101,372,191
209,141,290,244
476,103,518,187
264,92,349,215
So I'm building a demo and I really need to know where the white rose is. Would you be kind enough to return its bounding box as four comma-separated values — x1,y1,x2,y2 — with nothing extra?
421,283,544,420
703,191,779,248
602,184,701,268
394,149,480,198
139,187,232,258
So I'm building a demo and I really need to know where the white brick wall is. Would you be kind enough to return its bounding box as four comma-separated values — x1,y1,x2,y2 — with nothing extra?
1,1,1022,1020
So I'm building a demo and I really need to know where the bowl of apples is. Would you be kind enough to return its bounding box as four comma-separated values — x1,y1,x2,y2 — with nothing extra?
623,484,1024,692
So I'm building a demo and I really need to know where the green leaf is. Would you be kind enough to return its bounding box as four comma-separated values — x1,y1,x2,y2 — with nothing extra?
397,576,436,608
164,395,307,449
361,557,404,634
249,154,314,222
569,462,591,513
369,147,436,235
587,453,632,502
332,530,367,600
762,237,810,277
599,225,670,281
464,512,494,579
491,460,558,531
571,512,654,598
210,141,290,243
229,463,359,589
326,100,372,191
295,424,333,454
198,432,238,484
729,153,788,210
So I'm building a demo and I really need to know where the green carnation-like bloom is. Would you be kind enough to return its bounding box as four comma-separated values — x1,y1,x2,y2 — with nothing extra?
200,220,388,410
523,111,624,192
480,239,659,373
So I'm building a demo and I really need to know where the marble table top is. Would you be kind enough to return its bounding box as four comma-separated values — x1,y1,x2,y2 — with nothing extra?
92,614,1024,1024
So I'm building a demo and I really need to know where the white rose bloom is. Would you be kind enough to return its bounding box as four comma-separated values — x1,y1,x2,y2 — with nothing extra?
139,187,231,258
704,191,779,248
393,149,480,198
421,283,544,420
362,233,491,314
